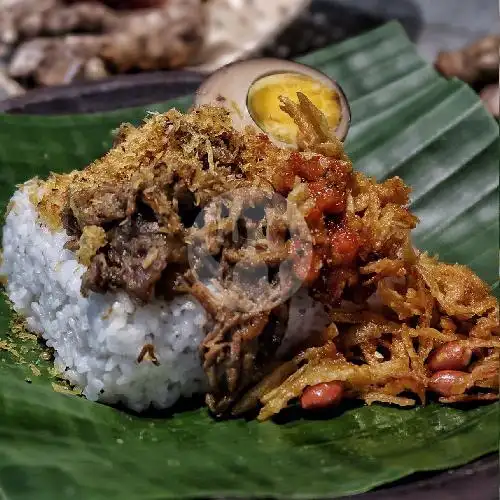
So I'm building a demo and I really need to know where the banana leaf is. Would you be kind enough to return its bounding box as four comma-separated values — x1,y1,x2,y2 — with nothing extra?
0,22,498,500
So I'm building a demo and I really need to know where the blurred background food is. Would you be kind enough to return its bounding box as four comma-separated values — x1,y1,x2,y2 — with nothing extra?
0,0,206,88
0,0,498,116
0,0,309,91
435,34,499,117
1,0,205,85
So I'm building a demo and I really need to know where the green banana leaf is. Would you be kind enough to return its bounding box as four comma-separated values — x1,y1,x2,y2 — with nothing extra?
0,22,498,500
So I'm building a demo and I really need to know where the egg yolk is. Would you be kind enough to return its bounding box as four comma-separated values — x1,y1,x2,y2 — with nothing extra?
247,72,341,144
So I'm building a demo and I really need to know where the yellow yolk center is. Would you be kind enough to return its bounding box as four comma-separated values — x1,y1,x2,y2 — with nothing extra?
247,72,341,144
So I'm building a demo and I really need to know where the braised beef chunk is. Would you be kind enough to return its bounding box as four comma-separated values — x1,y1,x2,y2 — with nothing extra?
81,215,187,302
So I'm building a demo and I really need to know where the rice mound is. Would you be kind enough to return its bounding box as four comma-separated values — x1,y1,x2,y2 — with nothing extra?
1,185,208,412
2,184,328,411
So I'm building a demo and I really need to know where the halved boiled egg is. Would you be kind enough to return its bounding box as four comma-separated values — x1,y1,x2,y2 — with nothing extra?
195,58,350,146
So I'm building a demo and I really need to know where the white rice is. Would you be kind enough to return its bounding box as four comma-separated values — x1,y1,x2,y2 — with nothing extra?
1,183,329,412
1,185,208,412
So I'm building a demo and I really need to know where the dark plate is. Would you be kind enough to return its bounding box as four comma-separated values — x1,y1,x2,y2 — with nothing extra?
0,71,204,115
0,70,498,500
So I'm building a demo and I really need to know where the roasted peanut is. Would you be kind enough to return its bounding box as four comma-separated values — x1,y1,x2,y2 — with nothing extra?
428,370,471,397
427,342,472,372
300,381,343,410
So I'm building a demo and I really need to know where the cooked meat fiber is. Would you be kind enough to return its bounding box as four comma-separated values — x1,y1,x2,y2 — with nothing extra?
82,215,187,302
186,274,289,415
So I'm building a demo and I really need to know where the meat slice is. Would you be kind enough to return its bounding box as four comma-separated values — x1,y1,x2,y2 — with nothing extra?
82,215,187,301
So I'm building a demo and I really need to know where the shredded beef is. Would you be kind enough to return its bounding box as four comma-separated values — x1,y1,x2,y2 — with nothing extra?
82,215,187,302
187,275,289,415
